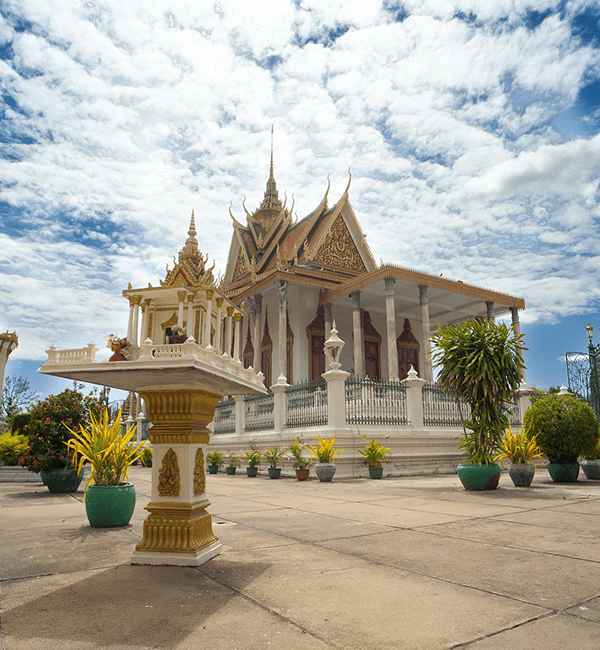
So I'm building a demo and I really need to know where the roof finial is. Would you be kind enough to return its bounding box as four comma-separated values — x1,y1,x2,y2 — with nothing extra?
270,124,274,180
189,209,196,237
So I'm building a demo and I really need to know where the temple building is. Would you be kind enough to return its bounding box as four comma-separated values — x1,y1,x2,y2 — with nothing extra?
220,147,525,388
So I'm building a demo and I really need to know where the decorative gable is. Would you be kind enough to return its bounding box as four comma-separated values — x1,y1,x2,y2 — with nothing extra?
313,214,367,273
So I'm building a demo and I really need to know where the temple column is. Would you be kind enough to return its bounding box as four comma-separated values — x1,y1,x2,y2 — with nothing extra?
131,296,142,346
0,332,18,396
215,298,224,351
324,302,332,340
141,300,151,344
225,307,234,356
233,312,242,362
511,307,526,380
187,295,195,340
126,297,136,342
351,291,364,377
384,278,399,380
419,285,433,382
203,289,214,347
276,281,287,379
253,294,262,370
486,301,496,323
177,291,186,328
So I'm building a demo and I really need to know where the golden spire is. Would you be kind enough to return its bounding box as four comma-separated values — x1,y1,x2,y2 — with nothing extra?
258,125,282,212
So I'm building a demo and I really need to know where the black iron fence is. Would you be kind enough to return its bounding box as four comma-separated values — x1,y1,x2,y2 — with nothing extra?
213,397,236,434
345,377,407,425
285,379,328,428
244,392,274,431
422,382,471,427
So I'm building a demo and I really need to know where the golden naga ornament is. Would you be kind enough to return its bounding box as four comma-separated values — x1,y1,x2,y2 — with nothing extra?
194,448,206,496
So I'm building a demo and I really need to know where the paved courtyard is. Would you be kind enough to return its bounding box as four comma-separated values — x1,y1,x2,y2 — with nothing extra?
3,466,600,649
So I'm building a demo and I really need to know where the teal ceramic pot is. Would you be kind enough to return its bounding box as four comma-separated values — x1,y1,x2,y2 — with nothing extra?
85,483,136,527
315,463,336,482
508,463,535,487
547,462,580,483
368,466,384,479
268,467,281,479
581,460,600,480
226,466,237,475
207,465,219,474
40,468,83,493
246,467,258,477
456,463,501,491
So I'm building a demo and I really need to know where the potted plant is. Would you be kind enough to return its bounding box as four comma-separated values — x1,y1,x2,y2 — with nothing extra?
524,393,600,482
139,446,153,468
287,439,311,481
431,319,525,491
307,434,343,482
264,446,286,479
226,451,241,475
65,406,145,527
494,425,543,487
244,450,262,477
358,436,390,479
206,450,224,474
581,438,600,480
18,388,102,493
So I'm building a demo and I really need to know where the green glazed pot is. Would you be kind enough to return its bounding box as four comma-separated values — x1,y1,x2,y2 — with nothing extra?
226,466,237,475
207,465,219,474
85,483,136,527
268,467,281,479
581,460,600,480
246,467,258,477
547,462,580,483
368,466,384,479
40,468,83,493
456,463,501,491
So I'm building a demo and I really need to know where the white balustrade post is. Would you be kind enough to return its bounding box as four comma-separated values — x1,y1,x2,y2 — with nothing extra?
85,341,97,362
403,366,426,428
271,373,288,434
322,322,350,429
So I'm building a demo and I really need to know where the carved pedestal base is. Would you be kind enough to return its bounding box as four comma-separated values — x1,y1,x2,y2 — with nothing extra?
131,500,222,566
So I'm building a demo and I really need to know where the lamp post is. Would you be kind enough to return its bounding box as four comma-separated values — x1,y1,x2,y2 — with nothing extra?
586,324,600,418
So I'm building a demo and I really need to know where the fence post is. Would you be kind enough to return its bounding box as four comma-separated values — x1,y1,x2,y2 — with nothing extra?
322,322,350,429
234,395,245,436
517,382,532,423
271,373,288,434
403,366,425,428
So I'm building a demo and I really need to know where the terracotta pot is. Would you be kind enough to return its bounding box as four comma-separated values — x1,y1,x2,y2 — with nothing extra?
295,468,310,481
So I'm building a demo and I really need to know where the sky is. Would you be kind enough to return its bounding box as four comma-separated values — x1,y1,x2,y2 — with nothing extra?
1,0,600,404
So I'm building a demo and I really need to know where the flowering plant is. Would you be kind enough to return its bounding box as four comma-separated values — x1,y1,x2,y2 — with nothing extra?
18,388,101,473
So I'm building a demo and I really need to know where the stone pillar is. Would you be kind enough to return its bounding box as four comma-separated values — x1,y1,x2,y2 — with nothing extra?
517,382,532,423
131,388,223,566
234,394,245,436
215,298,224,351
511,307,525,381
126,297,135,342
178,291,186,328
384,278,399,380
486,301,496,323
131,296,142,346
225,307,234,356
203,289,214,347
419,285,433,382
403,366,426,428
324,302,332,340
351,291,364,377
186,295,196,340
253,294,262,370
276,281,287,379
233,312,242,361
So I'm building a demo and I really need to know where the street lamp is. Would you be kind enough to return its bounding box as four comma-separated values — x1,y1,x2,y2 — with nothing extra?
586,323,594,341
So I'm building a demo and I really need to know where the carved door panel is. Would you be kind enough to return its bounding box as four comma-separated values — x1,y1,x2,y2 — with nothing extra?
398,347,419,380
364,340,381,381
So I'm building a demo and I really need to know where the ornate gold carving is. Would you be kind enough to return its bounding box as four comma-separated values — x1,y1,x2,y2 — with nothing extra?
147,311,154,341
216,297,224,308
178,290,187,302
206,289,214,301
158,448,180,497
313,214,367,272
139,389,222,445
135,502,219,554
232,248,248,281
194,448,206,496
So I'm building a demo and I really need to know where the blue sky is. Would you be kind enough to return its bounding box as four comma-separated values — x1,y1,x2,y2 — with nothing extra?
1,0,600,401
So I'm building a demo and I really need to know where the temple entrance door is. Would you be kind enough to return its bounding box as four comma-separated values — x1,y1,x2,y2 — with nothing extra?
364,340,381,381
310,335,325,381
397,318,420,379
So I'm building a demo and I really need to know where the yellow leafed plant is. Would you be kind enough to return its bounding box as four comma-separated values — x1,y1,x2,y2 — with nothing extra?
64,407,146,494
307,434,343,463
494,425,543,470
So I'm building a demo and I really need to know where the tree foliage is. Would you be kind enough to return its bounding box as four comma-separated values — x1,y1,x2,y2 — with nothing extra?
431,319,526,465
1,376,37,427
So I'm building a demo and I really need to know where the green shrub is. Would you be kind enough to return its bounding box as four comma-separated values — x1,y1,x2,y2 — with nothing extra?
10,413,30,435
524,394,600,463
0,432,27,466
